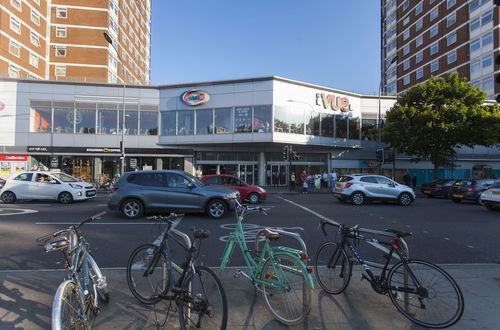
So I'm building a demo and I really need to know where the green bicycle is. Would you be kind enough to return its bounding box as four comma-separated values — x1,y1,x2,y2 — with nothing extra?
219,197,314,325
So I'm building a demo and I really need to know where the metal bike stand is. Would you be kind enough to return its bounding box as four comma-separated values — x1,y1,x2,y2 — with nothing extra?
254,228,308,256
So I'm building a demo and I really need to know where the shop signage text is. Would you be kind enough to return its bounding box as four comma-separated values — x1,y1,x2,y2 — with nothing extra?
315,93,351,112
0,155,29,161
180,90,210,106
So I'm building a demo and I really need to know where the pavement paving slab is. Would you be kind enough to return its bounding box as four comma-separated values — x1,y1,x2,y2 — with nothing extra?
0,264,499,329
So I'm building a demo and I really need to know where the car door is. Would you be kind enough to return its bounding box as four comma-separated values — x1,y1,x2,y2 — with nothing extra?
359,176,379,197
165,173,203,211
221,176,246,199
31,173,61,199
133,172,170,210
9,173,34,199
375,176,398,199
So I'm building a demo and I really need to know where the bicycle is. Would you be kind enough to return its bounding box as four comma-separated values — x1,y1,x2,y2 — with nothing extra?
219,197,314,325
126,213,227,330
37,211,109,330
314,218,464,329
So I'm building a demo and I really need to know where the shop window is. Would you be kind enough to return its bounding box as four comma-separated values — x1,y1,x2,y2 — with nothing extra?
348,117,360,140
306,112,320,136
361,119,377,141
30,106,52,132
214,107,232,134
53,106,74,133
234,106,252,133
139,110,158,135
253,105,272,133
75,108,96,134
161,111,176,135
122,109,139,135
97,108,118,134
289,107,304,134
195,108,213,135
335,115,347,139
177,111,193,135
320,113,333,137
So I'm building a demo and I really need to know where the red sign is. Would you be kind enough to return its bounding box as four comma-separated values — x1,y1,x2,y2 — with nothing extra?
0,155,29,161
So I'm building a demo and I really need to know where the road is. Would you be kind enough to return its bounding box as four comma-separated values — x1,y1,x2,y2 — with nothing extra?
0,193,498,272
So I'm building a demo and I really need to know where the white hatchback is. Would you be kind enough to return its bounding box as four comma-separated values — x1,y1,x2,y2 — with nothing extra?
0,171,96,204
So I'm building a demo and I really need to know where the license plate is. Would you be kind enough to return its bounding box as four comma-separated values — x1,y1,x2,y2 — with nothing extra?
423,190,431,194
86,191,96,197
452,194,463,198
493,192,500,195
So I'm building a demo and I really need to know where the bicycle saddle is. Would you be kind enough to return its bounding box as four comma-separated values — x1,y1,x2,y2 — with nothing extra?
385,229,412,237
193,228,210,240
262,228,280,241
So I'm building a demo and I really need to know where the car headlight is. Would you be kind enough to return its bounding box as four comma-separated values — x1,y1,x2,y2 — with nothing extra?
70,184,83,189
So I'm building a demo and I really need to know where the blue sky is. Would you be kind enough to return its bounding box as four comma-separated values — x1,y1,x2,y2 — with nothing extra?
151,0,380,95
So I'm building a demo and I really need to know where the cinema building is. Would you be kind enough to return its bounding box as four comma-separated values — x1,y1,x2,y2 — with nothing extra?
0,76,498,186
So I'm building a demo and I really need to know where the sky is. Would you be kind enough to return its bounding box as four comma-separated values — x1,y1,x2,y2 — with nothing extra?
150,0,381,95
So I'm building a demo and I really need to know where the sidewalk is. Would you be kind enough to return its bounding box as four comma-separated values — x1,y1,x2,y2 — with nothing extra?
0,264,498,329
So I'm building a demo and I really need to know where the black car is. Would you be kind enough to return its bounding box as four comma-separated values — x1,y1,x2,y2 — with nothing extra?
420,179,459,198
448,179,496,204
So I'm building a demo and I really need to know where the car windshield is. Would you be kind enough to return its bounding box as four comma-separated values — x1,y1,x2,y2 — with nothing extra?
51,173,79,182
183,172,205,187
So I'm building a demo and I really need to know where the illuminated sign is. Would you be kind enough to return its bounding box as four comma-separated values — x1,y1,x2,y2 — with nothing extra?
180,90,210,106
315,93,351,112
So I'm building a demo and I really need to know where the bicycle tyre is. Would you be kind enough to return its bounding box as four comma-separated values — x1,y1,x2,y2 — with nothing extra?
52,280,87,330
260,253,312,325
178,265,228,330
88,254,110,304
126,244,171,305
314,241,352,294
387,259,464,329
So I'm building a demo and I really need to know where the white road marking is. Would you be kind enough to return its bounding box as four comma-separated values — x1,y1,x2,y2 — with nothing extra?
0,208,38,216
466,245,474,249
96,204,107,206
275,196,336,223
444,237,450,240
36,222,160,225
423,230,429,234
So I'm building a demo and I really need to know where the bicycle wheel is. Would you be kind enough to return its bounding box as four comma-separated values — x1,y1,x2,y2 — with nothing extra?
88,254,110,304
52,280,87,330
314,242,352,294
388,259,464,328
178,266,228,330
127,244,171,305
260,253,311,325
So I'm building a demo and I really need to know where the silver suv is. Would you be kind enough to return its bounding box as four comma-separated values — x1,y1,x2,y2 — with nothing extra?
333,174,415,206
108,170,239,219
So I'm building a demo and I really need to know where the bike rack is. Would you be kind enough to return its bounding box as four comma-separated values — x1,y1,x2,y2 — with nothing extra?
254,228,308,255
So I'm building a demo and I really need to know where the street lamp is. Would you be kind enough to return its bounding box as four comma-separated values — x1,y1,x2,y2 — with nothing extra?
103,32,126,176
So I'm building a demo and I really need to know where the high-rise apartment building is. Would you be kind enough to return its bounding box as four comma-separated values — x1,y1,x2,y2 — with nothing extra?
0,0,151,84
381,0,498,98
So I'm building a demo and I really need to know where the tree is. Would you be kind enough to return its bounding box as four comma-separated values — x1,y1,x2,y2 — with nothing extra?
382,73,500,180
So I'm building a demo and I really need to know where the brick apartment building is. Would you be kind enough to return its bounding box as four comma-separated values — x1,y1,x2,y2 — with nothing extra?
381,0,499,99
0,0,151,84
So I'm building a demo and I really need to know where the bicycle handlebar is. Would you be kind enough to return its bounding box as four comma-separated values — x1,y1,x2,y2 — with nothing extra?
319,219,409,238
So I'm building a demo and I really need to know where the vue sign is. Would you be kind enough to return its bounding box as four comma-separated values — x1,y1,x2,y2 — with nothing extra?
315,93,351,112
180,90,210,106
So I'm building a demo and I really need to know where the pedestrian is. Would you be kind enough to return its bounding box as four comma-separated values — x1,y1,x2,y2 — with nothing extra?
275,171,280,187
412,174,417,188
302,180,308,194
330,170,338,192
322,171,329,191
314,174,321,191
300,170,308,193
289,172,296,192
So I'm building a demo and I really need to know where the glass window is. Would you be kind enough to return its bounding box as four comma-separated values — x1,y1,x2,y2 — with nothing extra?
447,12,456,27
29,53,39,67
431,60,439,72
403,45,410,55
119,109,138,135
403,30,410,41
348,117,360,140
469,0,479,11
447,51,457,64
335,115,347,139
203,176,219,184
403,75,410,85
416,68,423,79
31,10,40,25
416,35,423,47
403,16,409,26
289,107,304,134
430,8,438,21
234,106,252,133
161,111,176,135
55,65,66,76
403,60,410,70
274,105,289,133
166,173,190,188
470,38,480,52
139,111,158,135
375,176,392,185
470,59,481,74
305,112,320,136
8,65,19,78
360,176,378,183
75,108,96,134
31,32,40,47
482,32,492,47
53,107,74,133
214,107,232,134
97,109,117,134
482,77,493,91
56,7,67,18
482,11,492,25
415,3,422,15
56,26,67,38
430,25,438,38
447,0,456,9
253,105,272,133
177,111,193,135
9,40,20,57
470,18,480,32
14,173,33,181
361,119,377,141
10,17,21,34
321,113,333,137
195,108,213,135
470,80,481,88
447,32,457,46
402,1,409,10
430,42,439,55
30,106,51,132
482,55,492,68
416,19,423,31
416,51,423,63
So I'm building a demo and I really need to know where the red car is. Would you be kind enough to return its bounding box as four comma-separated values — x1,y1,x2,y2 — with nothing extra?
200,174,267,204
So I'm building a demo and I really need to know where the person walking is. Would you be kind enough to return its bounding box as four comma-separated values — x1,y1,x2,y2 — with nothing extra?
330,170,338,192
314,174,321,191
289,172,296,192
300,170,308,194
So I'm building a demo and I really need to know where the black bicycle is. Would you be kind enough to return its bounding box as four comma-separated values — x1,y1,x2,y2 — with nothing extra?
314,219,464,329
126,213,227,330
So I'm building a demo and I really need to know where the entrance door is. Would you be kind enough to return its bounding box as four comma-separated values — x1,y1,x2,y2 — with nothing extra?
266,165,288,186
238,165,256,185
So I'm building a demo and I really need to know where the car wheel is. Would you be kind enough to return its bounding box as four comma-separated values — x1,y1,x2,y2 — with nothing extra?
207,199,226,219
451,198,461,203
1,191,17,204
475,197,484,205
121,199,144,219
398,192,413,206
248,193,260,204
350,192,365,205
58,192,73,204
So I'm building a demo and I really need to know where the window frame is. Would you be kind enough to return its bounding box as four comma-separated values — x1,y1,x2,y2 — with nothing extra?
9,40,21,57
31,9,40,26
431,60,439,72
430,42,439,55
55,46,66,57
447,32,457,46
55,65,66,77
30,31,41,47
56,7,67,19
447,50,457,64
55,26,67,38
10,16,21,34
29,53,39,67
447,12,456,27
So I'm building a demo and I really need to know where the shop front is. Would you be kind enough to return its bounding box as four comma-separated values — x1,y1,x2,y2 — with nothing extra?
0,155,29,179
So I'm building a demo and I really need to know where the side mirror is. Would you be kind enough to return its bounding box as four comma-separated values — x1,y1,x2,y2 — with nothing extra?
187,182,195,189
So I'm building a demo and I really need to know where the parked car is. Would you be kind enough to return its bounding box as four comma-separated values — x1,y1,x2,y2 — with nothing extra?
448,179,496,204
200,174,267,204
479,181,500,211
420,179,460,198
333,174,415,206
0,171,96,204
107,170,239,219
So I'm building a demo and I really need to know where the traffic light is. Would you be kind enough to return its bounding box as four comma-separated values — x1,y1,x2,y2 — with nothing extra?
376,149,384,163
282,145,289,160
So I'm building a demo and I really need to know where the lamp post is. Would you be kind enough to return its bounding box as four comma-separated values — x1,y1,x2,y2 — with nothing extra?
379,56,398,175
103,32,126,176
